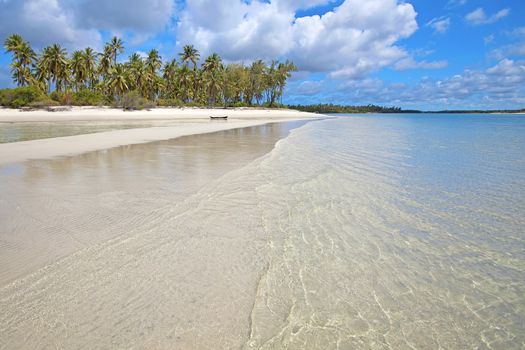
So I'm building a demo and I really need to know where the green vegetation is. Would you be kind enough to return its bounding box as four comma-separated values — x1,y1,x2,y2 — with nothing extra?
288,104,525,114
287,104,420,114
2,34,297,109
0,86,47,108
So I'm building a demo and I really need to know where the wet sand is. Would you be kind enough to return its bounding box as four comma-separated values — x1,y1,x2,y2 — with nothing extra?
1,114,524,349
0,107,319,165
0,121,307,286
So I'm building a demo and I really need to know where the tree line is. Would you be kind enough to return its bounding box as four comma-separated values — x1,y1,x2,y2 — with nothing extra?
2,34,297,108
289,104,525,114
287,104,418,114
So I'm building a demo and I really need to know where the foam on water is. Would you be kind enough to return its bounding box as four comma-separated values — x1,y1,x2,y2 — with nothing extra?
0,115,524,349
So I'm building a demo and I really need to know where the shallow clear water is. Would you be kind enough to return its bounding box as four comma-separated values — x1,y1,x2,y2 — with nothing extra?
245,114,525,349
0,120,178,143
0,114,524,349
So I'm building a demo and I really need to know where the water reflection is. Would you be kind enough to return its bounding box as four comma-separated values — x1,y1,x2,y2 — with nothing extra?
0,121,162,143
0,121,307,284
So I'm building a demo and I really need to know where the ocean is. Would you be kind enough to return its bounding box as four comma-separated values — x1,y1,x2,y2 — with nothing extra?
0,114,524,349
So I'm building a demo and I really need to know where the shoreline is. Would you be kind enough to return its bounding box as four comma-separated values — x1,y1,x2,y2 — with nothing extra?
0,107,322,166
0,106,317,122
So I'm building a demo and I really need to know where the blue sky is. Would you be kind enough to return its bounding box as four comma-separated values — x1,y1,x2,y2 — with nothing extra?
1,0,524,110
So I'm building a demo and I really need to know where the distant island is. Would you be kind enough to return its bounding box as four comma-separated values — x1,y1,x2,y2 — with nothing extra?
288,104,525,114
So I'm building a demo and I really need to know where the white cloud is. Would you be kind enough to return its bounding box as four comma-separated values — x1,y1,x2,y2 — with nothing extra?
71,0,174,33
486,58,525,77
426,16,451,34
490,27,525,59
275,0,335,10
484,34,495,45
394,58,448,70
0,0,175,50
176,0,419,78
446,0,467,8
509,27,525,37
465,7,510,25
295,80,324,95
0,0,101,49
285,58,525,108
328,59,525,108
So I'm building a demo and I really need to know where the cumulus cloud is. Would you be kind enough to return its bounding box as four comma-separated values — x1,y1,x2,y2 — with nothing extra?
422,59,525,105
276,0,335,11
0,0,175,50
426,17,451,34
326,59,525,109
0,0,101,49
176,0,419,78
465,7,510,25
70,0,175,34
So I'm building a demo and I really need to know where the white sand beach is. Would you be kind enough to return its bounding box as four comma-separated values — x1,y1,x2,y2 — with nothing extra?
0,107,320,165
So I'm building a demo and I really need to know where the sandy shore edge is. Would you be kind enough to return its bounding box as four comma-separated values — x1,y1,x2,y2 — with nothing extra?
0,107,322,165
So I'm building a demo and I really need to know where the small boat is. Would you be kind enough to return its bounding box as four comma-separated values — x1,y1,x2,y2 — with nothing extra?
210,116,228,120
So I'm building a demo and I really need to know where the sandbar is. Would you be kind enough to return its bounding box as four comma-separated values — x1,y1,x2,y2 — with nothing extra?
0,107,320,165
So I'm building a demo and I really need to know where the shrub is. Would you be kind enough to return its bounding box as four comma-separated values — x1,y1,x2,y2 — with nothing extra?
61,91,73,105
0,86,45,108
232,101,249,108
156,98,183,107
182,101,203,108
49,91,63,103
72,90,107,106
119,91,156,110
10,98,27,108
28,99,59,109
0,89,9,106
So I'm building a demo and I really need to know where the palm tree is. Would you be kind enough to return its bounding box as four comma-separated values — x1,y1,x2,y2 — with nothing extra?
4,34,36,86
2,33,298,107
39,44,69,92
83,47,98,90
146,49,162,75
249,60,266,105
98,45,114,80
128,52,142,66
149,75,164,100
162,59,179,99
127,54,150,97
106,63,129,97
204,70,223,106
202,53,223,72
202,53,224,105
179,45,199,69
10,61,33,87
179,45,201,101
276,60,297,104
70,50,86,91
108,36,124,64
4,34,24,54
177,65,192,102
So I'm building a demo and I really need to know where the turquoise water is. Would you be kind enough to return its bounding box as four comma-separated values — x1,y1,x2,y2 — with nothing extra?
0,114,524,349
